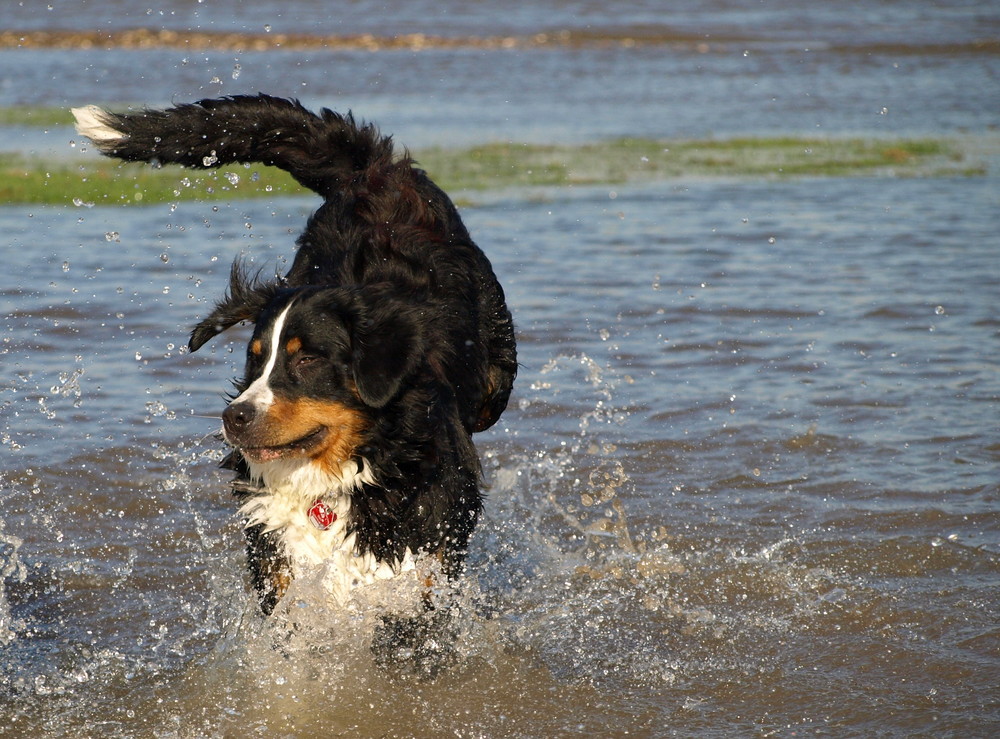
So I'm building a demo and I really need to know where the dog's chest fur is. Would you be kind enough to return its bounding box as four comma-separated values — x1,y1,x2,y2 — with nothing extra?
238,458,416,604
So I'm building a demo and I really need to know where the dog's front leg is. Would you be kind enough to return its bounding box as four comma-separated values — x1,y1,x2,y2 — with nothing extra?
243,522,292,616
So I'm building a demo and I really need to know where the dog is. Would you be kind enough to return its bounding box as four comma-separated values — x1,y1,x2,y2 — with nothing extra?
72,95,517,661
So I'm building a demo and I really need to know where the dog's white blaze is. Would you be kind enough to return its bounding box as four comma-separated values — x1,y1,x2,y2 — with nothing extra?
71,105,124,143
231,300,295,413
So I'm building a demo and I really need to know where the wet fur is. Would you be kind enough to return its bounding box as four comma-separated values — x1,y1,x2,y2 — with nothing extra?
74,95,517,623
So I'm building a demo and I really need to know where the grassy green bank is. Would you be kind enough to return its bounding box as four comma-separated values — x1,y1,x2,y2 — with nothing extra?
0,110,989,206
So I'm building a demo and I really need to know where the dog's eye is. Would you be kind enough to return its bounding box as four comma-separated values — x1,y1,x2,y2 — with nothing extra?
294,354,320,369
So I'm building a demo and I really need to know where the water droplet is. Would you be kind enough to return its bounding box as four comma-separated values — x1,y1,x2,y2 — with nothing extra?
934,305,945,315
232,63,242,80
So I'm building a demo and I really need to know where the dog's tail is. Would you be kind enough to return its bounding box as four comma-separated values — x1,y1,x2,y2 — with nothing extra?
72,94,392,198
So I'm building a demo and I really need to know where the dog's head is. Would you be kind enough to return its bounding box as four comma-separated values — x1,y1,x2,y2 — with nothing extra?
189,264,423,485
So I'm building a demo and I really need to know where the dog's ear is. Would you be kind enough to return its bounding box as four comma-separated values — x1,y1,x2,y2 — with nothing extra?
351,301,423,408
188,261,279,351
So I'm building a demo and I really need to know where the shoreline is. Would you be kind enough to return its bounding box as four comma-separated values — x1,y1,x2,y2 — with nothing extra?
1,28,997,55
0,27,739,53
1,134,991,206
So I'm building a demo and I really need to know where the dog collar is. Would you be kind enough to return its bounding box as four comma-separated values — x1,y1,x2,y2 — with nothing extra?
307,499,337,530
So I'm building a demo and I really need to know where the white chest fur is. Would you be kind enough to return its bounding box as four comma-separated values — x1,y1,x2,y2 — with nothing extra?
238,457,415,605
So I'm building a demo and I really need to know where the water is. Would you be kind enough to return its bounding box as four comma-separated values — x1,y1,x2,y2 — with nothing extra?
2,1,1000,736
4,0,1000,154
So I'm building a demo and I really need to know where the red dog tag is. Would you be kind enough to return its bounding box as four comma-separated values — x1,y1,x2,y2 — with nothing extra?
307,500,337,530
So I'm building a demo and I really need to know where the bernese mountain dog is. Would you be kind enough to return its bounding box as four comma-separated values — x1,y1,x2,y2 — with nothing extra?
72,95,517,666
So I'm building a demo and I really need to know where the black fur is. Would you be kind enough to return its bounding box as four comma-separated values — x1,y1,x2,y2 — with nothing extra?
85,94,517,615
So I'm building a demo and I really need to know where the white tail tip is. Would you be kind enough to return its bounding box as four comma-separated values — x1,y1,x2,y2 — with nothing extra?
71,105,124,144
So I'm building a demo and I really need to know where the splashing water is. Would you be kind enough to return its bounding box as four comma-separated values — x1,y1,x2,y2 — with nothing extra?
1,169,997,734
0,520,28,646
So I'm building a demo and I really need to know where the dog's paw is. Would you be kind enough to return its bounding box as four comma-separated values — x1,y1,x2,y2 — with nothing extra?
371,609,458,677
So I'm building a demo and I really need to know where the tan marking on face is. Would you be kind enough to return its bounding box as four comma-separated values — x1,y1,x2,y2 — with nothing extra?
285,336,302,355
346,377,362,402
253,398,369,470
250,339,263,356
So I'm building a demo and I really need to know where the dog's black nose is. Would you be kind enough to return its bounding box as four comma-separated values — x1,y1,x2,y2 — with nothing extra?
223,402,256,436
